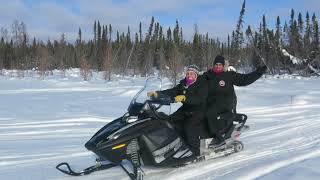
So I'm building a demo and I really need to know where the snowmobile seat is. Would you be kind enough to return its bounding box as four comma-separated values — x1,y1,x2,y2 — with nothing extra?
233,113,248,131
233,113,247,124
221,113,247,139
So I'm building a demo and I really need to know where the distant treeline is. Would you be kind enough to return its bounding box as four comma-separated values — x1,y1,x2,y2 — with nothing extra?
0,1,319,81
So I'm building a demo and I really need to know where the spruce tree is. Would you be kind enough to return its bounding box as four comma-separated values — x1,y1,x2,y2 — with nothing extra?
102,26,106,43
139,22,142,43
146,16,154,43
180,27,183,43
109,24,112,42
127,26,131,44
227,34,230,58
173,20,180,45
77,27,82,45
93,21,97,43
304,12,312,56
275,16,282,46
167,27,172,42
283,21,289,45
233,0,245,64
105,25,108,42
298,12,304,34
311,13,319,52
97,21,101,43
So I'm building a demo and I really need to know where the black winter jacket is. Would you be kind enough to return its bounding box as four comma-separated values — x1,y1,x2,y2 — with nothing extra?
157,76,208,155
157,75,208,114
204,69,264,125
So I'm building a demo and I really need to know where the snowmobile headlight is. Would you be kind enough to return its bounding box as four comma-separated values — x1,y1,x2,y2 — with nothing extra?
112,143,126,150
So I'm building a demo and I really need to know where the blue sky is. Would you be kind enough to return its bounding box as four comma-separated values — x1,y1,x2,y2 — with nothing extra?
0,0,319,42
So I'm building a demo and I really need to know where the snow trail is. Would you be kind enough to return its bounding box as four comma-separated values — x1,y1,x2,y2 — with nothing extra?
1,71,320,179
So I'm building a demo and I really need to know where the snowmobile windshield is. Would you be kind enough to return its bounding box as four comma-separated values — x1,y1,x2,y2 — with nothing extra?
132,77,163,105
127,77,173,116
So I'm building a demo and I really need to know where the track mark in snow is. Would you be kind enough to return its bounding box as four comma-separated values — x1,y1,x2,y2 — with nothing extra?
0,117,113,126
0,151,91,167
243,116,320,138
0,128,97,140
236,149,320,180
241,104,320,115
253,110,307,118
0,86,142,95
165,138,320,180
0,123,86,129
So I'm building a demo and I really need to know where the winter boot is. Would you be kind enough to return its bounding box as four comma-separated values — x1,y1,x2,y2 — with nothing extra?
209,134,226,150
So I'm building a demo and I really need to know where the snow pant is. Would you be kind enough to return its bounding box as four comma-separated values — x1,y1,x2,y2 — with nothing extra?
170,109,203,156
206,108,236,141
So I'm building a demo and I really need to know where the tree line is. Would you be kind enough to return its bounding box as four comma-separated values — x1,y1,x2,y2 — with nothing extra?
0,1,319,81
224,1,319,76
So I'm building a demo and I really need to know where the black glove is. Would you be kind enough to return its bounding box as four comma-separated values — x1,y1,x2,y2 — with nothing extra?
257,65,267,74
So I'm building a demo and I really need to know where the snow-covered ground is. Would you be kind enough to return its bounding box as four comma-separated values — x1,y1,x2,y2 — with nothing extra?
1,69,320,180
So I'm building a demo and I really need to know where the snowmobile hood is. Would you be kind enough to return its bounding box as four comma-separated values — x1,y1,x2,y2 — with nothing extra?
85,117,125,150
85,117,151,151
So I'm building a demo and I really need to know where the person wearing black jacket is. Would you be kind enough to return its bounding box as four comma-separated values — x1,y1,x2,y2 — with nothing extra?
204,55,267,148
147,65,208,156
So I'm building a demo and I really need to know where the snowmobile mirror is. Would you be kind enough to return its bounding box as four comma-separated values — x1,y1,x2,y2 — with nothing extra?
142,102,150,111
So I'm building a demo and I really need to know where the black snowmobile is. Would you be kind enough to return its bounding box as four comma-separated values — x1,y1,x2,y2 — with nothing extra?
56,77,249,180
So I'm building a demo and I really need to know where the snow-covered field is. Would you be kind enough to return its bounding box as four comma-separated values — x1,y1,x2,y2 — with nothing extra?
1,69,320,180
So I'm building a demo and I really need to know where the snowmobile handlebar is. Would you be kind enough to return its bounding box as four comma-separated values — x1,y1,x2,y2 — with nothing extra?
147,95,173,106
127,95,173,117
143,96,173,113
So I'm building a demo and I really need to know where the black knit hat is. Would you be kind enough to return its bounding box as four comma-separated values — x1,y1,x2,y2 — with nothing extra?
214,55,225,65
186,64,200,75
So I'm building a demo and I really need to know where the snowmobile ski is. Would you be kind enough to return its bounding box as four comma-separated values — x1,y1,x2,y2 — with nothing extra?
55,162,117,176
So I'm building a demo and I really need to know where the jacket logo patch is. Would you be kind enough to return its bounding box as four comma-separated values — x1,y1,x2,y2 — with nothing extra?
219,80,225,87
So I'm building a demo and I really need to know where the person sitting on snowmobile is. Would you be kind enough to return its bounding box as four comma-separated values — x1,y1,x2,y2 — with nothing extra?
147,65,208,156
203,55,267,148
